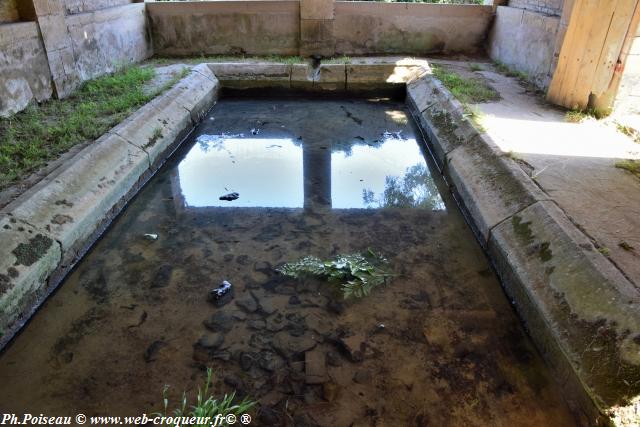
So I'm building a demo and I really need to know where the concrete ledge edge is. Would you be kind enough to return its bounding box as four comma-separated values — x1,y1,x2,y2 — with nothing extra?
0,70,220,349
406,73,640,425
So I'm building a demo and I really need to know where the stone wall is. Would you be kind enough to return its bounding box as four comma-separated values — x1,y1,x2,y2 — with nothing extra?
334,2,492,55
147,1,492,57
508,0,563,16
488,5,561,88
64,0,136,15
0,0,20,23
66,3,152,81
0,0,152,117
148,1,300,56
0,22,54,116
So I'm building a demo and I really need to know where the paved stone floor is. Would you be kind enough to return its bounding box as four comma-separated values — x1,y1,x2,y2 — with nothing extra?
435,59,640,291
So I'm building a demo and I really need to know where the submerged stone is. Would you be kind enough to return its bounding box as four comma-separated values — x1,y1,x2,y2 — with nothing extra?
203,312,234,333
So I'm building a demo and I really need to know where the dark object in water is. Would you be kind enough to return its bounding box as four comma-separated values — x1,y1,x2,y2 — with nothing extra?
208,280,234,307
144,340,166,363
219,192,239,201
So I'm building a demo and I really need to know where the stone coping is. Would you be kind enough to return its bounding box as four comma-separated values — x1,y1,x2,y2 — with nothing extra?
406,72,640,426
0,63,220,348
0,60,637,425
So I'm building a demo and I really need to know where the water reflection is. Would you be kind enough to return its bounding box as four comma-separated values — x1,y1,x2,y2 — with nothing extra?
175,99,445,211
178,136,303,208
362,164,445,210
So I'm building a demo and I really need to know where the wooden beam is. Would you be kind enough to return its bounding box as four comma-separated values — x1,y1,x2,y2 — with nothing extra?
547,0,640,110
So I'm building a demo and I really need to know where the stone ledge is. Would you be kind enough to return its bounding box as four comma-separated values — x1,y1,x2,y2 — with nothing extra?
5,132,149,255
0,215,61,340
207,63,292,89
445,136,549,244
407,72,640,424
0,69,219,349
207,61,428,92
489,201,640,423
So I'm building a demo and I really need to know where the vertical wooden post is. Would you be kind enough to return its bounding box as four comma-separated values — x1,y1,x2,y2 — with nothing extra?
547,0,640,110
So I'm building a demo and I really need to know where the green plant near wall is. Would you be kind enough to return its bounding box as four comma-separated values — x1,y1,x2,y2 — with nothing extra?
0,65,188,190
431,65,499,104
158,368,256,427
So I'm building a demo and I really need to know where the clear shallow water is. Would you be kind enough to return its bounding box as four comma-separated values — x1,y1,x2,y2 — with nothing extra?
0,99,576,426
177,100,443,210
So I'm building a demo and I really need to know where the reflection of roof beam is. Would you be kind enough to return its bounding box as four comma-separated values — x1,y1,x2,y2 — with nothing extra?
303,142,332,210
169,167,187,216
170,138,336,212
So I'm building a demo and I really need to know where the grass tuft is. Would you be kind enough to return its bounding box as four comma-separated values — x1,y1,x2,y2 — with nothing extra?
565,106,611,123
0,65,184,190
615,121,640,143
431,64,499,104
615,159,640,179
462,104,487,133
493,61,529,81
158,368,255,426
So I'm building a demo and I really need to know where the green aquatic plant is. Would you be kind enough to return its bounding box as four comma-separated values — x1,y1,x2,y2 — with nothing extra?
158,368,255,427
278,250,393,298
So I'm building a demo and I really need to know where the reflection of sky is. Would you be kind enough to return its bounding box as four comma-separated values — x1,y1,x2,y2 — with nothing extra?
178,136,303,207
332,137,430,209
177,133,443,209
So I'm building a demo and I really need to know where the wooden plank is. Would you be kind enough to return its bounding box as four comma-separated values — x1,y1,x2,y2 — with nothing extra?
592,0,639,94
547,0,640,109
547,0,582,105
567,0,618,105
557,0,600,106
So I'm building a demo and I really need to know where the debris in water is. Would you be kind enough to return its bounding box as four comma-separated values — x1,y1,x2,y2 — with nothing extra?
208,280,233,302
278,250,392,299
251,128,260,135
382,131,404,140
219,192,239,201
143,340,166,363
143,233,158,241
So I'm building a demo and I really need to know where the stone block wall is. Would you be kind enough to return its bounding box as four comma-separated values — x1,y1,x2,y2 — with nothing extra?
334,2,492,55
487,0,567,89
66,4,152,81
64,0,136,15
148,1,300,56
147,0,493,57
488,6,561,88
0,22,54,115
0,0,152,117
508,0,563,16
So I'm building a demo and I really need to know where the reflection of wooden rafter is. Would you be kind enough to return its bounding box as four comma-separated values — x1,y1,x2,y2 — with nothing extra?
547,0,640,109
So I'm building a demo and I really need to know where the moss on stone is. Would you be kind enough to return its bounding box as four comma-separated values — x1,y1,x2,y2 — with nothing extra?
512,215,534,245
428,109,462,146
11,234,53,267
538,241,552,262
